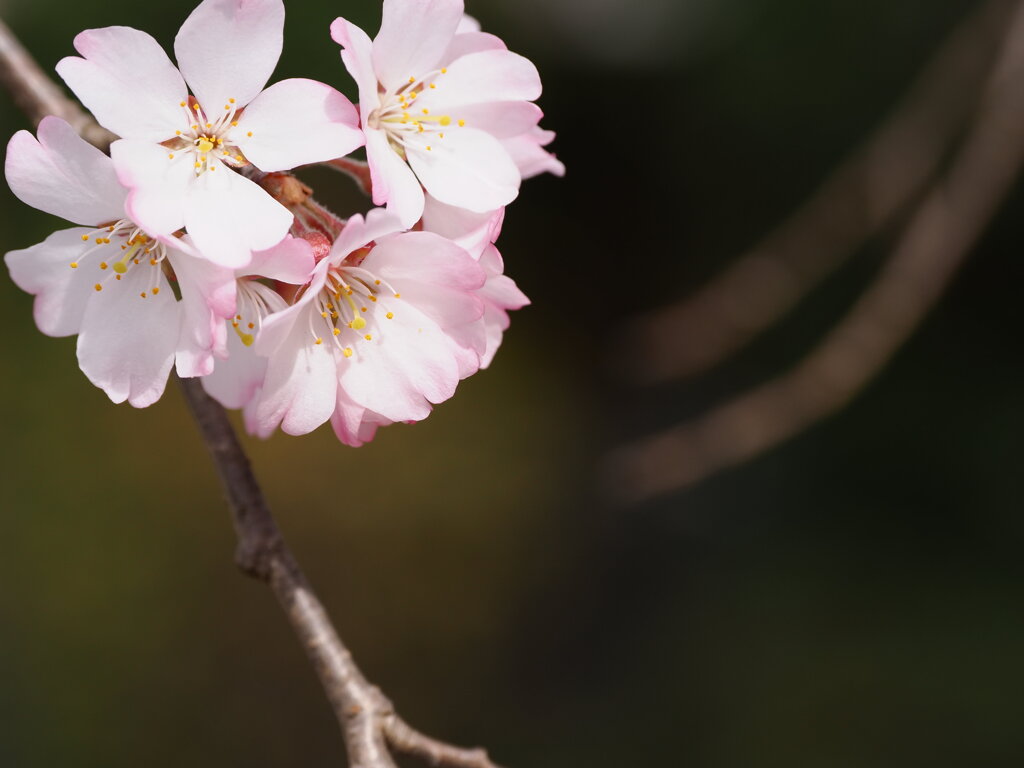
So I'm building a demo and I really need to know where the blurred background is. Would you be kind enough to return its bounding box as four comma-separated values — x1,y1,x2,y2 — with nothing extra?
2,0,1023,765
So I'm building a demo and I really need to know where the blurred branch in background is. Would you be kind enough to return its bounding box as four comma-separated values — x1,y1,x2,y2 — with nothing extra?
0,17,114,148
611,0,1024,504
626,0,1012,385
0,15,500,768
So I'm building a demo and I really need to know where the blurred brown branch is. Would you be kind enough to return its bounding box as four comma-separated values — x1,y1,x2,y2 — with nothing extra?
0,17,114,147
610,0,1024,504
324,155,374,196
626,0,1013,385
0,15,500,768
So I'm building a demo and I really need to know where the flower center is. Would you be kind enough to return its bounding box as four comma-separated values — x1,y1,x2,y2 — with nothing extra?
166,98,249,176
70,221,169,298
232,279,283,348
307,258,401,356
367,69,465,156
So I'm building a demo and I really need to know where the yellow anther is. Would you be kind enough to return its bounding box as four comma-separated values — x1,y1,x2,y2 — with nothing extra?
409,91,418,99
69,262,79,269
168,153,175,159
333,328,341,336
140,292,147,298
374,279,381,285
195,162,202,168
99,262,108,270
343,347,354,358
426,146,432,151
205,122,212,128
152,287,160,295
176,130,182,135
198,138,215,153
247,322,255,330
315,338,323,345
422,108,429,114
430,83,436,89
240,333,254,347
116,275,122,281
369,296,378,302
81,234,90,241
393,293,401,299
231,121,239,127
409,77,416,83
439,133,445,139
321,311,329,318
224,104,231,110
441,68,448,74
94,283,102,292
364,334,372,341
229,98,236,104
247,131,253,137
458,119,466,127
386,312,394,320
179,101,186,107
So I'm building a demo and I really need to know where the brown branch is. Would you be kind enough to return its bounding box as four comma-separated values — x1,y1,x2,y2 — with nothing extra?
0,16,115,147
0,14,501,768
179,379,503,768
323,155,374,196
609,0,1024,504
625,0,1014,384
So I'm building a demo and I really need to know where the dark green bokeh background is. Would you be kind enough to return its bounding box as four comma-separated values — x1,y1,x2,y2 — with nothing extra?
2,0,1023,765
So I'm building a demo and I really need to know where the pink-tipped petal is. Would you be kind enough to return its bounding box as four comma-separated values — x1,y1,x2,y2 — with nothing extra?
253,304,338,437
330,388,390,447
111,139,193,237
174,0,284,113
76,264,180,408
372,0,464,91
182,161,292,268
446,101,543,139
330,207,405,262
244,235,314,283
421,195,503,260
56,26,186,141
441,31,506,65
4,228,107,337
504,127,565,179
235,78,364,172
169,249,236,378
331,17,381,116
5,118,126,226
417,49,541,111
407,127,519,213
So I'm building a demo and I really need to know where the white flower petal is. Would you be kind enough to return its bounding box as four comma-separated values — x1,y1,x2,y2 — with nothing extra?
174,0,284,113
76,264,179,408
168,249,236,378
111,139,193,238
5,118,126,226
366,129,425,226
56,26,187,141
4,227,108,337
416,49,541,111
407,127,519,212
372,0,464,91
234,78,364,172
182,161,292,268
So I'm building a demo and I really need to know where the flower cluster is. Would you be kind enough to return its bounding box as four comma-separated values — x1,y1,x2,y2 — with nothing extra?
4,0,561,445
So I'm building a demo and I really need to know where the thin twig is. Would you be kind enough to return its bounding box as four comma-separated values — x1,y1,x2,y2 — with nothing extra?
0,14,501,768
625,0,1013,384
609,0,1024,504
178,379,503,768
323,155,374,196
0,16,115,147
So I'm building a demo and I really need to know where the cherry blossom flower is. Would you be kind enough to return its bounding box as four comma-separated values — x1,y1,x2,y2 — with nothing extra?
250,209,487,442
331,0,545,226
3,117,235,407
201,234,315,417
56,0,365,269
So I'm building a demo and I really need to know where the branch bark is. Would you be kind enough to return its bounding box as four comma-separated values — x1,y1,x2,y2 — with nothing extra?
625,0,1013,384
608,0,1024,504
0,14,502,768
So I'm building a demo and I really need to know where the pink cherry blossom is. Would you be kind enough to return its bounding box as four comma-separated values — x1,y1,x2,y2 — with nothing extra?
4,117,236,407
331,0,545,227
250,209,487,442
201,234,315,415
56,0,365,269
